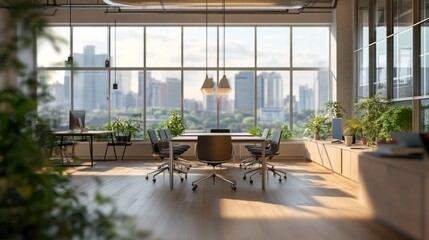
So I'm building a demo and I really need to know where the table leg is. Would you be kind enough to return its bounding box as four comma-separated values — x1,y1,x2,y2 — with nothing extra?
169,140,174,190
89,135,93,167
261,140,266,190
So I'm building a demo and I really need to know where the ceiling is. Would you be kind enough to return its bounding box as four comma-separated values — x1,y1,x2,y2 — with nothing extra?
0,0,338,14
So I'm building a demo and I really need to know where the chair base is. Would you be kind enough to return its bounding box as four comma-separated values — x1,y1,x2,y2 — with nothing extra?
243,164,287,184
145,162,189,183
192,168,237,191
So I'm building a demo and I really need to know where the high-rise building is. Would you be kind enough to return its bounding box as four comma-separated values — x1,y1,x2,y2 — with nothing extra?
235,71,254,111
299,84,314,111
166,77,181,108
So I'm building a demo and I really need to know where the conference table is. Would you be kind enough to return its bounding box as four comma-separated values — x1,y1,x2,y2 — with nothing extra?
52,130,114,167
169,133,267,190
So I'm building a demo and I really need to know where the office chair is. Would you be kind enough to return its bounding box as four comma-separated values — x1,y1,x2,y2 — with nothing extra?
145,129,188,183
239,128,270,169
191,135,237,191
162,128,192,168
242,129,287,184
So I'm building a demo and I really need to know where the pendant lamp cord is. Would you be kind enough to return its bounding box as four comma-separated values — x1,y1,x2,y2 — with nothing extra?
69,0,72,57
114,18,117,84
223,0,226,76
205,0,208,76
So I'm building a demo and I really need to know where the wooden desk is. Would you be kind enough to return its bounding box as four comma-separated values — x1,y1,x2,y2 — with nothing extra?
169,134,266,190
52,130,114,167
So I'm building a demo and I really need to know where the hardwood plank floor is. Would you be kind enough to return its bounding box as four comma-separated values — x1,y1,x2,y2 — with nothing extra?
65,159,406,240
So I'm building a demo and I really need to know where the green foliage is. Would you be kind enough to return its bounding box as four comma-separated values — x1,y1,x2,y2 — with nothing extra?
0,2,149,238
354,93,391,144
325,101,346,118
378,105,412,138
104,117,142,138
247,126,263,136
303,114,330,138
280,124,293,140
165,110,185,137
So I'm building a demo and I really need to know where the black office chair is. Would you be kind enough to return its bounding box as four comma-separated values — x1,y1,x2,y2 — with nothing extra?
35,125,75,164
239,128,270,169
210,129,230,133
145,129,188,182
162,128,192,168
242,129,287,184
191,135,237,191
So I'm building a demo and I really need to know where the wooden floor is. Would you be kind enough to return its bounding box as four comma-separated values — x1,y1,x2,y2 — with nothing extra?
66,159,405,240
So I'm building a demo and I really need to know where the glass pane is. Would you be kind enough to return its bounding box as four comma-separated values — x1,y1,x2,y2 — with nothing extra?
37,27,70,67
375,0,387,41
146,27,181,67
183,71,218,131
421,20,429,96
393,29,413,99
375,40,387,96
422,0,429,20
184,27,217,67
256,71,290,130
292,70,330,137
292,27,329,67
73,71,109,128
111,70,144,139
146,71,181,129
357,0,369,48
111,27,144,67
37,70,71,130
357,48,370,99
421,99,429,132
393,0,412,33
257,27,290,67
223,27,254,68
218,71,255,132
73,27,108,67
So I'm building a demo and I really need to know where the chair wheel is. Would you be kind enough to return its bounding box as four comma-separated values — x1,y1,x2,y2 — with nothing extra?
250,179,253,184
152,178,156,183
192,185,198,191
145,176,149,180
185,174,187,179
279,178,282,183
284,175,287,179
232,185,237,191
180,177,184,182
239,164,242,169
243,175,246,180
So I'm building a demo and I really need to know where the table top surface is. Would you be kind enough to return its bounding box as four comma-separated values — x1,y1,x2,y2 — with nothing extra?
181,132,253,137
52,130,112,136
172,134,265,142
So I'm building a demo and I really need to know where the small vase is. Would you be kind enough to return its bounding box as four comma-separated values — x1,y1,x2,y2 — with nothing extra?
344,136,353,146
361,136,367,145
314,133,320,140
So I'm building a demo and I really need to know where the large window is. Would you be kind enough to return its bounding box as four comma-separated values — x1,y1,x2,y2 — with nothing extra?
37,25,331,138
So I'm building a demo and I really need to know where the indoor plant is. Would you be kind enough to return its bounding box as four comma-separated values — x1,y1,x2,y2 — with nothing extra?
325,100,346,118
165,110,185,137
378,105,412,140
304,113,329,140
342,127,355,146
105,117,143,142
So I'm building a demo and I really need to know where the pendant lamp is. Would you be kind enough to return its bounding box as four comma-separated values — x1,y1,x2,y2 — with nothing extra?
217,0,231,95
200,0,214,95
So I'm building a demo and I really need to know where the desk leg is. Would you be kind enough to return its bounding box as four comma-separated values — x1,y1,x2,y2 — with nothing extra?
261,141,266,190
89,135,93,167
169,141,174,190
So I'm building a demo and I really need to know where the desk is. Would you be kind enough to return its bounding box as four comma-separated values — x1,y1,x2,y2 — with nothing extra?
52,130,114,167
169,134,266,190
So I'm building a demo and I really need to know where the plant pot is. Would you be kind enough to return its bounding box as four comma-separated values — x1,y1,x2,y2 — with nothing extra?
116,135,130,143
361,136,367,145
344,136,353,146
314,133,320,140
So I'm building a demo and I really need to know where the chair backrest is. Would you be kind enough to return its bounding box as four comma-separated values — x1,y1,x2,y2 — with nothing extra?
164,128,173,139
158,129,168,141
268,130,283,154
261,128,270,139
197,135,232,161
210,129,230,133
147,129,159,144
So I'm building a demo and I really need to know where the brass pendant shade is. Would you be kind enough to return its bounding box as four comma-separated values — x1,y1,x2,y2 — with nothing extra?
201,75,215,95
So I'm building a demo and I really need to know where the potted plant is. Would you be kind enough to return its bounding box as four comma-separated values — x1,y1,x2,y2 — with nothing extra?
325,101,346,118
280,124,293,140
247,125,263,136
342,127,355,146
105,117,142,142
378,105,412,140
346,117,366,145
165,110,185,137
354,93,390,145
304,113,329,140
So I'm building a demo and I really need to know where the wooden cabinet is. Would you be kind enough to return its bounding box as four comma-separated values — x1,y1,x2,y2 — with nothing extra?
359,154,429,240
342,150,361,182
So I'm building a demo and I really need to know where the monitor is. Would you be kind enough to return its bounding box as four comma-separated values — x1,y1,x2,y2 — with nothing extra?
331,118,343,141
69,110,85,131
